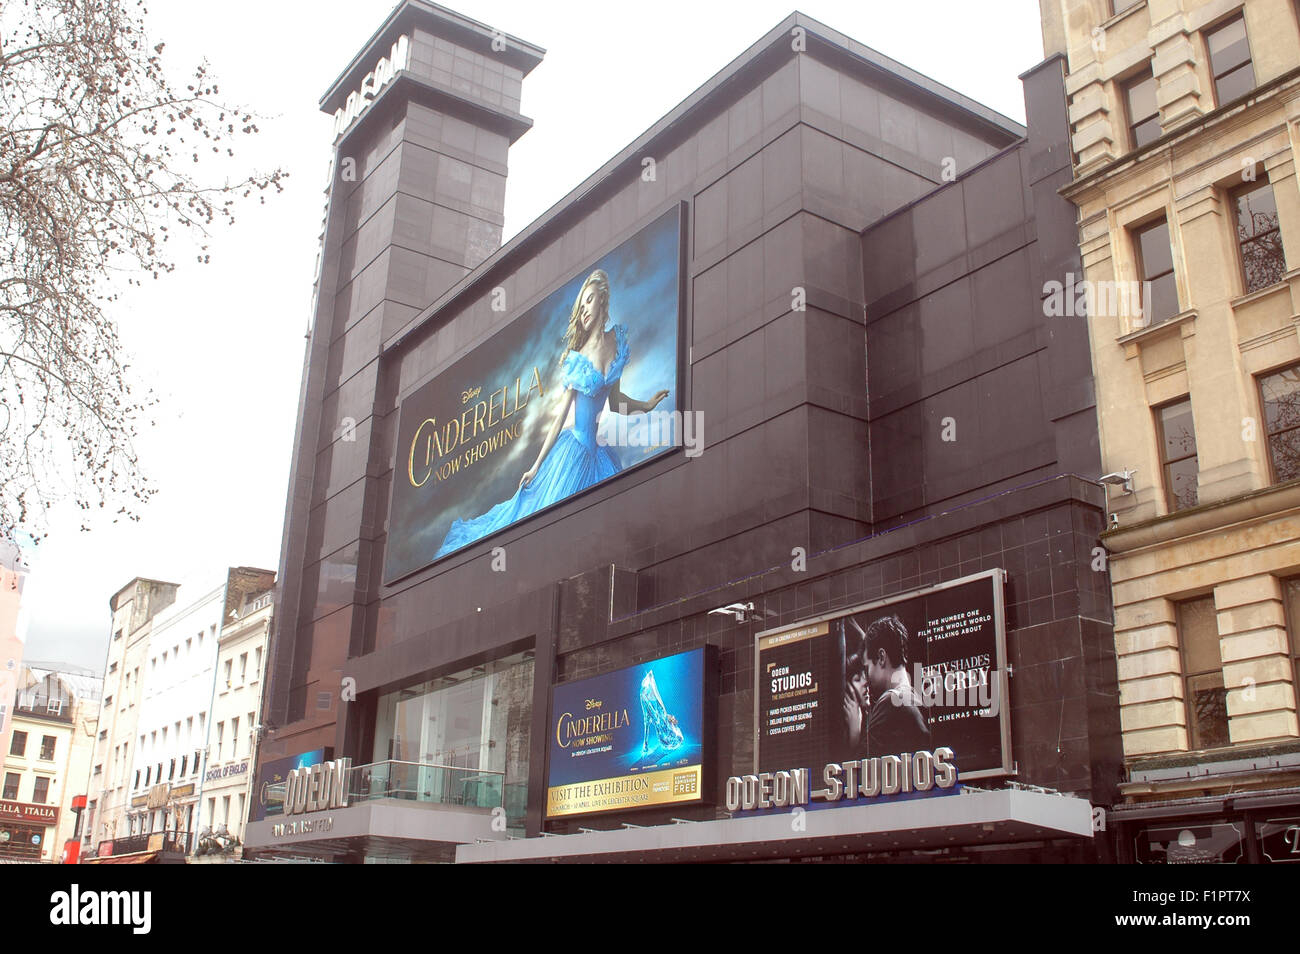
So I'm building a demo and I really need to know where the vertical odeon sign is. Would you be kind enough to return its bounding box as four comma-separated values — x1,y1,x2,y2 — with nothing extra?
331,35,410,141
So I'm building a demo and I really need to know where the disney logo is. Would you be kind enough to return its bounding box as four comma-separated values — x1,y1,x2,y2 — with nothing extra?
461,386,482,404
585,698,602,710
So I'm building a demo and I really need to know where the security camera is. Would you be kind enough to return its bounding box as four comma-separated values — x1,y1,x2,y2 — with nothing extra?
708,602,755,623
1098,469,1135,494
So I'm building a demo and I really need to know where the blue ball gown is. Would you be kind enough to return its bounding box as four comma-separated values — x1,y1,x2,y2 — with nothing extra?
435,325,630,556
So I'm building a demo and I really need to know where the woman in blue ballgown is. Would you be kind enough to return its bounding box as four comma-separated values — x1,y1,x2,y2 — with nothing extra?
436,269,669,556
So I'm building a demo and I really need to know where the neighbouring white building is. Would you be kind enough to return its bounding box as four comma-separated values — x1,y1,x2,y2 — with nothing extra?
124,580,227,852
194,577,274,861
83,578,179,860
83,567,273,863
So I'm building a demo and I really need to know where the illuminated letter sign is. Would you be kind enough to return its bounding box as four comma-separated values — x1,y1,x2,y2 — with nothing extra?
283,758,352,815
332,35,410,140
725,748,959,812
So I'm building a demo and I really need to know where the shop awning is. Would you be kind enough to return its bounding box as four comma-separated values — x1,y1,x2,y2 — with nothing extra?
1110,785,1300,821
455,788,1095,863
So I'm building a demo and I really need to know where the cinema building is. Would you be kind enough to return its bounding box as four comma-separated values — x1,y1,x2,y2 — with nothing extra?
249,1,1124,862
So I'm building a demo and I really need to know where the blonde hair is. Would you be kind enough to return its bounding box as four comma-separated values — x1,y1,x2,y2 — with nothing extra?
564,269,610,353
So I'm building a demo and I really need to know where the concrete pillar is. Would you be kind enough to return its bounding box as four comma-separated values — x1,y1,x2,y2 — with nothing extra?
1264,142,1300,250
1216,575,1299,743
1176,185,1268,500
1149,7,1205,133
1078,210,1163,522
1115,596,1186,755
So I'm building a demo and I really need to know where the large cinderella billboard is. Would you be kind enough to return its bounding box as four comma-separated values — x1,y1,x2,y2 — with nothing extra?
546,647,716,819
385,205,685,581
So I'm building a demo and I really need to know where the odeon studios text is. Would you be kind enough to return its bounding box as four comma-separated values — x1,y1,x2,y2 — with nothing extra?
726,747,959,812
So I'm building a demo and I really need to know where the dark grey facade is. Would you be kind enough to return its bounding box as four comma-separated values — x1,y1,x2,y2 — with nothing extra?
255,2,1121,863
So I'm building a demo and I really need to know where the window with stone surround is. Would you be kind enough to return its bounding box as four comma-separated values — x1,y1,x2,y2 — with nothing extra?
1206,14,1255,106
1133,217,1179,325
1232,178,1285,294
1258,363,1300,484
1123,69,1160,150
2,772,18,800
1177,596,1229,750
1156,398,1198,511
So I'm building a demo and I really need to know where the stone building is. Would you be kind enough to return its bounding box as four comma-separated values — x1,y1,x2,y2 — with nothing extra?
1047,0,1300,861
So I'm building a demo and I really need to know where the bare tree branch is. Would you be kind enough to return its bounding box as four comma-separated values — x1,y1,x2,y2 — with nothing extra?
0,0,287,545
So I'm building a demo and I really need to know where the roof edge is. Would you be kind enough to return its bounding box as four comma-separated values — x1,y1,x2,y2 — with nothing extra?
320,0,546,112
383,11,1025,354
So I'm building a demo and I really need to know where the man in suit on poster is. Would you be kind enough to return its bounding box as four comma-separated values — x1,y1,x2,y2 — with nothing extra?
860,614,931,758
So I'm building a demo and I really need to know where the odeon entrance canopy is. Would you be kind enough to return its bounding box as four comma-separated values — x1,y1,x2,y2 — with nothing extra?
456,789,1095,864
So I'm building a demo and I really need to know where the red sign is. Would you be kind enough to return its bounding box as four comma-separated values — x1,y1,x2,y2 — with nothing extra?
0,800,58,825
97,840,114,858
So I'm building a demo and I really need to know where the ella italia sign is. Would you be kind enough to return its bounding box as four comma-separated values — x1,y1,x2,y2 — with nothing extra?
0,800,58,824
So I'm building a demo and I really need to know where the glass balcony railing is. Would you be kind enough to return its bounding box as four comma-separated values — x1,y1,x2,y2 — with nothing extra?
348,760,504,810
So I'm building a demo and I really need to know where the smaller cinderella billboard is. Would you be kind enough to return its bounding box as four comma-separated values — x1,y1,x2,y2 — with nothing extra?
546,647,715,819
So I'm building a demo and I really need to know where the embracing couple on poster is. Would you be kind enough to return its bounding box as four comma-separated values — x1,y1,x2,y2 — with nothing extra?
843,614,932,759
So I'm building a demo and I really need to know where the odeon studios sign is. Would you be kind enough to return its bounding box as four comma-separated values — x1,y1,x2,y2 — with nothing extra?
725,748,958,812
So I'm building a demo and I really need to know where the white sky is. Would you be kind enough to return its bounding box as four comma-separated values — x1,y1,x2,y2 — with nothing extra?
19,0,1045,672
